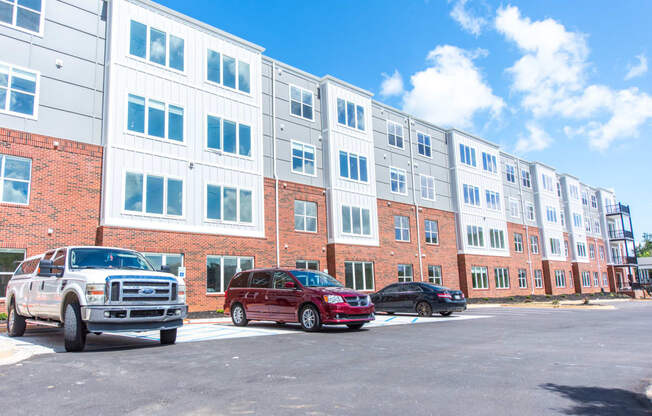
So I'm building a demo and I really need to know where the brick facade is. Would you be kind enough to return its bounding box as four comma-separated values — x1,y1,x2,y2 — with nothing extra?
571,236,611,294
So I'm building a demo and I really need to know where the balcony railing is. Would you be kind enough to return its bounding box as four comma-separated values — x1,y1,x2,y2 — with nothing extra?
612,256,638,266
608,229,634,240
606,203,630,216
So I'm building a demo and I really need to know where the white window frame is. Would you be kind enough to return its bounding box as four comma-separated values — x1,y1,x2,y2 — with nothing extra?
428,265,442,285
0,154,32,206
467,225,484,247
128,20,186,74
126,93,185,144
505,164,516,183
534,270,543,288
417,132,432,157
495,268,510,289
463,184,481,207
424,219,439,245
339,150,368,183
518,269,527,288
546,206,557,223
514,233,523,253
397,264,413,282
555,270,566,288
0,61,40,119
290,141,316,176
530,235,539,254
389,167,408,195
509,199,520,218
485,190,501,211
471,266,489,289
577,242,587,258
294,200,317,233
394,215,410,242
482,152,497,173
581,271,591,287
521,169,531,187
0,248,25,299
345,261,375,291
542,174,554,192
122,171,185,219
459,143,476,167
489,229,505,249
341,205,372,236
143,252,184,275
591,195,598,209
204,48,251,95
204,183,255,225
0,0,45,36
288,84,314,121
526,204,535,221
206,255,254,294
204,113,253,159
387,120,404,149
420,174,435,201
337,98,365,131
550,238,561,255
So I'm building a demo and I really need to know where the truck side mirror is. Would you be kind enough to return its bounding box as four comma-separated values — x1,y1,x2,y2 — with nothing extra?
38,259,53,277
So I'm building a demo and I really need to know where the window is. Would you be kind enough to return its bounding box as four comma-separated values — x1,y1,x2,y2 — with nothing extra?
526,204,535,221
290,85,313,120
459,144,476,167
514,233,523,252
534,270,543,288
569,185,579,200
206,184,253,224
505,164,515,183
581,271,591,287
573,213,582,229
0,154,31,205
482,152,497,173
0,62,39,118
296,260,319,270
521,170,531,187
417,132,431,157
424,219,439,244
0,0,43,34
467,225,484,247
463,184,480,206
489,229,505,249
593,220,601,234
518,269,527,288
129,21,184,71
581,191,589,206
428,265,442,285
584,218,591,233
206,48,250,93
589,244,596,259
546,206,557,223
345,261,374,290
569,271,574,288
591,195,598,209
124,173,183,217
530,235,539,254
398,264,413,282
602,272,608,286
420,175,435,200
599,246,605,261
390,167,407,194
394,215,410,242
341,205,371,236
127,94,184,142
144,253,183,276
339,151,368,182
495,268,510,289
564,240,569,257
557,182,562,197
387,120,404,148
576,242,587,257
291,141,315,175
0,249,24,297
550,238,561,255
206,115,251,157
486,190,501,211
337,98,364,130
294,200,317,232
472,266,489,289
509,199,520,218
206,255,253,293
593,272,599,287
555,270,566,287
542,174,554,192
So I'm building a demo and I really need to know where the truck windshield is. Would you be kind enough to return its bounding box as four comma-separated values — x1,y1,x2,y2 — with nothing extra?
69,248,154,271
291,270,343,288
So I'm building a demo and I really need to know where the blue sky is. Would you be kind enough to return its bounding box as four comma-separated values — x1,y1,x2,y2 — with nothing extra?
158,0,652,240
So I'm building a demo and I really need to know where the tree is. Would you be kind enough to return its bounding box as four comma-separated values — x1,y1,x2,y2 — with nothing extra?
636,233,652,257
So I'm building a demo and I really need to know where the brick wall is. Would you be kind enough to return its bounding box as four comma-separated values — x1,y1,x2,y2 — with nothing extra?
542,259,576,295
571,236,611,294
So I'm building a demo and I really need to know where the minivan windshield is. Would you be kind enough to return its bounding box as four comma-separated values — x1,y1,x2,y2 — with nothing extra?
69,248,154,271
291,270,343,288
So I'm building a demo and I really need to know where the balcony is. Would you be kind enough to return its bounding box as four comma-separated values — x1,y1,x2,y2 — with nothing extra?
612,256,638,266
606,203,630,216
608,229,634,240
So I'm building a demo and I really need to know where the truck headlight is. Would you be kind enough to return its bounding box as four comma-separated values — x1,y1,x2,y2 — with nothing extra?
323,295,344,304
86,284,105,305
178,285,186,303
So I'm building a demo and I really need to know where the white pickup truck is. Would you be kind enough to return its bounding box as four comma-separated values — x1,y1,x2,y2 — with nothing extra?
5,246,187,352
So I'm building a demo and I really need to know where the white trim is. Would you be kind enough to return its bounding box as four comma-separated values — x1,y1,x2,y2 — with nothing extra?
338,150,369,183
415,131,432,158
0,0,45,37
203,181,256,226
0,60,41,120
386,119,405,149
203,111,255,160
389,166,408,196
0,153,32,206
290,140,317,177
128,19,187,74
121,170,186,220
394,214,410,242
124,92,186,144
293,199,318,233
203,47,253,97
205,255,254,294
420,174,436,201
336,97,366,132
288,84,314,121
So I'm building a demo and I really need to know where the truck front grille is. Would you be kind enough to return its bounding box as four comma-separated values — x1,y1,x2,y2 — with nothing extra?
106,278,177,303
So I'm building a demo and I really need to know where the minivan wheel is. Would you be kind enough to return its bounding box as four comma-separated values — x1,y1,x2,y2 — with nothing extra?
440,311,453,317
300,305,321,332
64,302,87,352
231,304,248,327
160,328,177,345
346,323,364,330
416,301,433,317
7,301,26,337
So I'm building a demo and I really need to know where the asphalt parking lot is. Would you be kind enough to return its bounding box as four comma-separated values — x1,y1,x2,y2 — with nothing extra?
1,301,651,415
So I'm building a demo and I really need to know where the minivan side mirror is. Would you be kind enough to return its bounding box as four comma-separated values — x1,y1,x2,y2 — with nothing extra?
38,260,64,277
284,281,296,289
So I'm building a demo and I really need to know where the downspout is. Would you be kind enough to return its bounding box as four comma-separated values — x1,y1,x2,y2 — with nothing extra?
517,161,535,294
407,117,424,281
271,61,280,267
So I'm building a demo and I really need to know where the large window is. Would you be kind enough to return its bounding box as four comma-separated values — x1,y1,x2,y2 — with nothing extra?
459,144,476,167
576,242,587,257
417,132,431,157
0,249,24,297
420,175,435,200
296,260,319,271
291,141,315,175
424,219,439,244
398,264,413,282
206,184,253,224
581,271,591,287
489,229,505,249
514,233,523,252
463,184,480,206
593,272,599,287
564,240,569,257
573,213,582,228
394,215,410,242
589,244,596,259
467,225,484,247
341,205,371,236
555,270,566,288
505,164,515,183
290,85,313,120
390,167,407,194
472,266,489,289
530,235,539,254
534,270,543,288
591,195,598,209
144,253,183,276
546,206,557,223
127,94,184,142
521,169,531,188
129,21,184,71
387,120,404,148
206,115,251,157
569,185,579,200
339,151,368,182
509,200,520,218
345,261,374,290
337,98,364,130
542,174,554,192
495,268,510,289
0,0,43,34
518,269,527,288
0,154,31,205
549,238,561,255
482,152,497,173
485,190,501,211
206,48,250,93
294,200,317,232
428,265,442,285
124,172,183,217
526,204,535,221
602,272,608,286
0,62,39,118
206,255,253,293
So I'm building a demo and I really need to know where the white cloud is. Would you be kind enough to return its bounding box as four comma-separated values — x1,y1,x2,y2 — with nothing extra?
379,70,404,97
450,0,487,36
400,45,504,128
515,122,553,153
625,53,648,80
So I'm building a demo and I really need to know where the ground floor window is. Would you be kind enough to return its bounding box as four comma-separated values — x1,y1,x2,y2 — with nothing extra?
602,272,608,286
143,253,183,276
296,260,319,271
398,264,413,282
569,271,574,287
581,272,591,287
0,249,25,297
207,255,254,293
534,270,543,288
495,268,509,289
345,261,374,290
555,270,566,288
428,265,442,285
518,269,527,288
593,272,599,287
471,266,488,289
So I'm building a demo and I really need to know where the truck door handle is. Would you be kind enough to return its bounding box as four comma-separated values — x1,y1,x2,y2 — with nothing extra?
41,281,45,290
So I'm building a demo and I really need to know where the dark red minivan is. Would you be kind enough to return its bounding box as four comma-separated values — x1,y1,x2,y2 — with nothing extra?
223,268,375,331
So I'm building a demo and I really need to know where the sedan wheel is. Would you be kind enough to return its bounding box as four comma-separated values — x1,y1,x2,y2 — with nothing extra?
300,305,322,332
416,301,433,317
231,304,248,327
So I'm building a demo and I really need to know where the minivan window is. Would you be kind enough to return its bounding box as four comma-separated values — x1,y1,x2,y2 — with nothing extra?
272,271,294,289
291,270,343,288
250,271,272,288
229,272,250,288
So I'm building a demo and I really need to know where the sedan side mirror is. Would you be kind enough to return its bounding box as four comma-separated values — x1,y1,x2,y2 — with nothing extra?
284,281,296,289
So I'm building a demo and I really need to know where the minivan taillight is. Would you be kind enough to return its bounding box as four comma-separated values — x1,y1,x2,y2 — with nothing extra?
437,292,452,299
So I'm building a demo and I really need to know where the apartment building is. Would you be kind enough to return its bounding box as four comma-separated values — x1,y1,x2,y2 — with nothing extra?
0,0,640,310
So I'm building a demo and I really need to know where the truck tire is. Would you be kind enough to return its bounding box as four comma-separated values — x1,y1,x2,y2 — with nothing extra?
64,302,87,352
160,328,177,345
7,301,26,337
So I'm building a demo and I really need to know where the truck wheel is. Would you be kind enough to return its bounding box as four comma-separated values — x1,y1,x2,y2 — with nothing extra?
7,301,26,337
160,328,177,345
64,302,87,352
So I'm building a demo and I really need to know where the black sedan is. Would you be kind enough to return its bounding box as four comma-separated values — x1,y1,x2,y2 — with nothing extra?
370,282,467,317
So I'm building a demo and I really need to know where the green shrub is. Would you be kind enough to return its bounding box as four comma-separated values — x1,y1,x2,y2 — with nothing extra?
216,309,224,314
0,312,7,320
